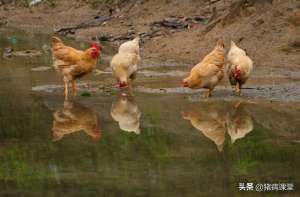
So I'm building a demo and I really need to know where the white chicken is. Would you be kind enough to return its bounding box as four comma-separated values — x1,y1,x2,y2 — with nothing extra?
111,37,141,88
227,114,254,144
111,95,141,134
226,41,253,96
118,37,140,55
226,102,254,144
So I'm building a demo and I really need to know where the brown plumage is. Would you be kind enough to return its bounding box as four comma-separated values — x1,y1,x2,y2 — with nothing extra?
182,39,225,98
182,102,254,152
52,36,101,99
52,101,102,142
182,104,227,152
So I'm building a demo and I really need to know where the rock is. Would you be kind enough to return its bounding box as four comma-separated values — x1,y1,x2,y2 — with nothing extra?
42,44,51,52
28,0,43,7
0,17,7,26
152,17,188,29
151,16,208,30
55,15,112,35
3,49,42,58
96,35,112,42
4,47,13,53
281,37,300,53
3,47,13,58
289,40,300,49
252,18,264,27
245,6,257,16
194,16,208,23
127,29,135,35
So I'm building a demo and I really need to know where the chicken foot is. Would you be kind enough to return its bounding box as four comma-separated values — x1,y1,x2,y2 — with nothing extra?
128,84,134,96
203,89,212,98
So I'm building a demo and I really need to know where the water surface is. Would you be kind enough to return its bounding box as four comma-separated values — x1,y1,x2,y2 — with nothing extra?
0,28,299,197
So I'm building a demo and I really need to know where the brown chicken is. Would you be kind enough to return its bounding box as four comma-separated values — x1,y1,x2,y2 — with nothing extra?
52,37,101,99
182,39,225,98
52,101,102,142
182,104,227,152
182,102,253,152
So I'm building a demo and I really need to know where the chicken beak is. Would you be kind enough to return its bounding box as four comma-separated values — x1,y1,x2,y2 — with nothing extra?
181,80,188,87
119,82,128,88
181,111,188,119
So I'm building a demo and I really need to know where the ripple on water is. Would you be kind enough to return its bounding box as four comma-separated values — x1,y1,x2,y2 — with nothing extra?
31,66,52,72
32,84,63,93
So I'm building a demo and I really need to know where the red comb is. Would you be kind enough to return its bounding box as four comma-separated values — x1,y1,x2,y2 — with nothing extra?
91,42,101,50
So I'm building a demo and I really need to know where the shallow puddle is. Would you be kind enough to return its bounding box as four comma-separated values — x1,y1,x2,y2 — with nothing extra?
0,28,300,196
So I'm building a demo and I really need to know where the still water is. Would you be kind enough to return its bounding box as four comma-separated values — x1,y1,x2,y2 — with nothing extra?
0,28,299,197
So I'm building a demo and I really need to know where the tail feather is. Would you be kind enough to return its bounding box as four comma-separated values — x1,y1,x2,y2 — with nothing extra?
217,38,224,48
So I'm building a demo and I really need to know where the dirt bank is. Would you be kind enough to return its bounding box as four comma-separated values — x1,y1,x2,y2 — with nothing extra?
0,0,299,66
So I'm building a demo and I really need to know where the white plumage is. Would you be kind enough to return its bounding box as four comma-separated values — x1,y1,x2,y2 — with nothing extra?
226,41,253,95
110,37,141,87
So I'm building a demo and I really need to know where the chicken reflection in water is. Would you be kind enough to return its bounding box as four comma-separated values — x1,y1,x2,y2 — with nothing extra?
52,100,102,142
182,102,253,152
111,94,141,134
226,103,254,144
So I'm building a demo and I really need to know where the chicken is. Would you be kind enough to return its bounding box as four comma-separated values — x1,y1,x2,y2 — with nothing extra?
111,95,141,134
226,41,253,96
227,114,253,144
226,102,254,144
111,37,141,88
118,37,140,55
182,39,225,98
52,101,102,142
182,103,227,152
52,36,101,99
182,102,253,152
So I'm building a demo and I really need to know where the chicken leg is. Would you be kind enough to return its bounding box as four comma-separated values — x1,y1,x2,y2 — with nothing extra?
128,84,134,96
63,77,69,100
72,80,79,95
203,89,212,98
235,83,241,96
64,82,69,100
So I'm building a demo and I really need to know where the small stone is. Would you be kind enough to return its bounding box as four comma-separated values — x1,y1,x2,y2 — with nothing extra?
252,18,264,26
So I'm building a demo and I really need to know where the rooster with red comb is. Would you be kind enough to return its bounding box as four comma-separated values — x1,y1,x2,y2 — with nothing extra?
52,36,102,100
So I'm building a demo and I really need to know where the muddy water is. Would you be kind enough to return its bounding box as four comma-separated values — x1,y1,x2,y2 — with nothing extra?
0,28,300,197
